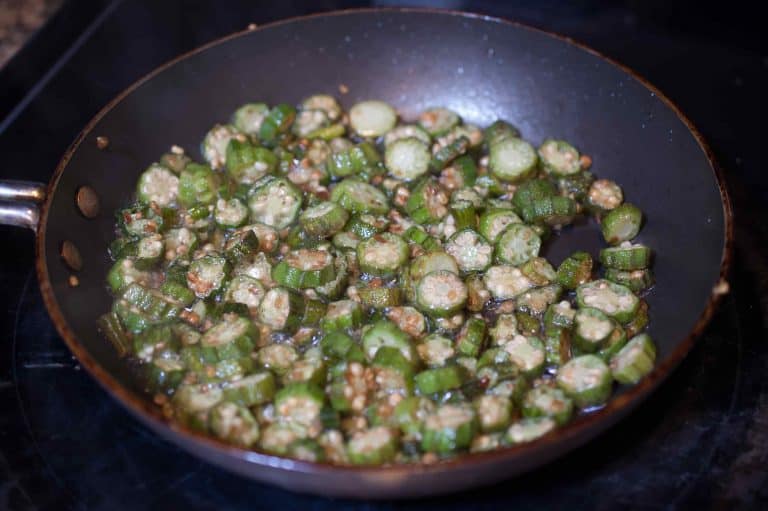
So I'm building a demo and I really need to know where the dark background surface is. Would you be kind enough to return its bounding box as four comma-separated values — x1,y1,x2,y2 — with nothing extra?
0,1,766,509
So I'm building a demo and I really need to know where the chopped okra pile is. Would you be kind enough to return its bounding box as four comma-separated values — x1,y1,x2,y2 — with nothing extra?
101,95,656,465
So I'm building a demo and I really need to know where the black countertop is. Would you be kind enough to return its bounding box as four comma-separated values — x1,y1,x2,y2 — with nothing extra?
1,1,766,509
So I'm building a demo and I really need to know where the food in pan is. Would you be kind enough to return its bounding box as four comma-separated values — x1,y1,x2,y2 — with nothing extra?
100,94,656,464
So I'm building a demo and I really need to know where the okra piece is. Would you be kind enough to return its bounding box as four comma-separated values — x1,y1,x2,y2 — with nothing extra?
417,334,456,367
610,333,656,384
503,335,546,378
505,417,556,444
321,299,363,332
444,229,493,274
557,355,613,408
385,137,431,181
259,423,301,455
495,224,541,266
600,242,652,270
483,119,520,148
350,100,397,137
572,307,614,353
415,365,467,395
624,300,650,337
538,139,581,176
173,383,223,431
274,381,325,430
361,320,416,363
515,284,563,316
214,197,249,228
209,402,260,448
225,139,277,184
358,285,404,309
178,163,219,207
405,177,449,224
421,404,478,453
97,311,131,357
604,268,655,293
489,137,538,182
384,124,432,147
455,317,486,357
319,331,365,362
483,265,535,301
576,279,640,324
347,426,399,464
357,233,409,278
259,103,296,142
287,438,326,462
372,346,414,397
598,323,628,361
520,257,557,286
200,315,258,362
136,163,179,207
187,254,229,298
415,270,468,318
587,178,623,212
544,301,576,330
202,124,241,169
555,251,593,290
272,249,336,289
522,385,573,426
222,371,276,407
418,107,460,136
449,200,477,232
515,311,540,336
299,201,349,238
473,394,513,432
330,178,390,215
431,136,470,170
601,203,643,245
232,102,269,135
247,177,302,229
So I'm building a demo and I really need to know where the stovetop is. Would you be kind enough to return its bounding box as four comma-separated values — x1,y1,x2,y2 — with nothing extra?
1,1,766,509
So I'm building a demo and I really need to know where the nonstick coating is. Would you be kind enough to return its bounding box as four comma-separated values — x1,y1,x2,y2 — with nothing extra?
37,9,730,498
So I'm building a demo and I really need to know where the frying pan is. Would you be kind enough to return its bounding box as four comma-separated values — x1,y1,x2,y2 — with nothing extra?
0,9,732,499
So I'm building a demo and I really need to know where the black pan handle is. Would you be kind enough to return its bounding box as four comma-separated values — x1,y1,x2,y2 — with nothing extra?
0,180,46,231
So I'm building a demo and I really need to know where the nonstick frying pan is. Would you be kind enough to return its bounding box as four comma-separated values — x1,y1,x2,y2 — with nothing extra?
0,9,732,499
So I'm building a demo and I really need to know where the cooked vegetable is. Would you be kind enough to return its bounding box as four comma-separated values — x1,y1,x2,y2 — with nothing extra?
104,98,657,465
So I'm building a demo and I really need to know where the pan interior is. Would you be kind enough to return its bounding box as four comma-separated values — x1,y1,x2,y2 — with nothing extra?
40,9,725,468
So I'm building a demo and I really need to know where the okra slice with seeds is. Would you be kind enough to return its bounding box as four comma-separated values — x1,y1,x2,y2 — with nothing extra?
299,201,349,238
495,223,541,266
187,254,229,298
232,102,269,135
483,119,520,147
604,268,655,293
455,317,486,357
319,331,365,363
599,242,652,270
587,178,623,212
292,108,330,138
350,100,397,137
247,177,302,229
473,394,513,433
133,234,164,270
260,423,301,455
415,270,468,318
572,307,614,353
409,251,459,282
372,346,414,397
418,107,460,136
470,433,504,453
538,139,581,176
222,371,276,407
556,251,593,290
405,177,449,224
214,198,249,228
225,139,277,185
503,335,546,378
274,381,325,431
272,249,336,289
209,402,260,448
347,426,399,464
489,137,538,183
361,320,416,363
489,314,519,346
505,417,556,444
431,136,470,170
520,257,557,286
557,354,613,408
258,287,305,332
444,229,493,274
173,383,223,431
601,203,643,245
384,124,432,147
321,299,363,332
200,315,258,362
515,284,563,317
385,137,431,181
330,178,390,215
223,275,265,311
544,301,576,330
478,208,523,244
576,279,640,324
483,265,535,301
417,334,456,367
610,333,656,384
385,306,427,339
598,323,628,361
421,404,478,453
258,103,296,142
287,438,326,462
301,94,342,121
202,124,241,169
137,163,179,207
522,385,573,426
624,299,650,337
178,163,219,207
357,233,409,278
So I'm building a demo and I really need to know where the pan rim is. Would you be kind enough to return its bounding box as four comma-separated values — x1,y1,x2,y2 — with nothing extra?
34,6,734,480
